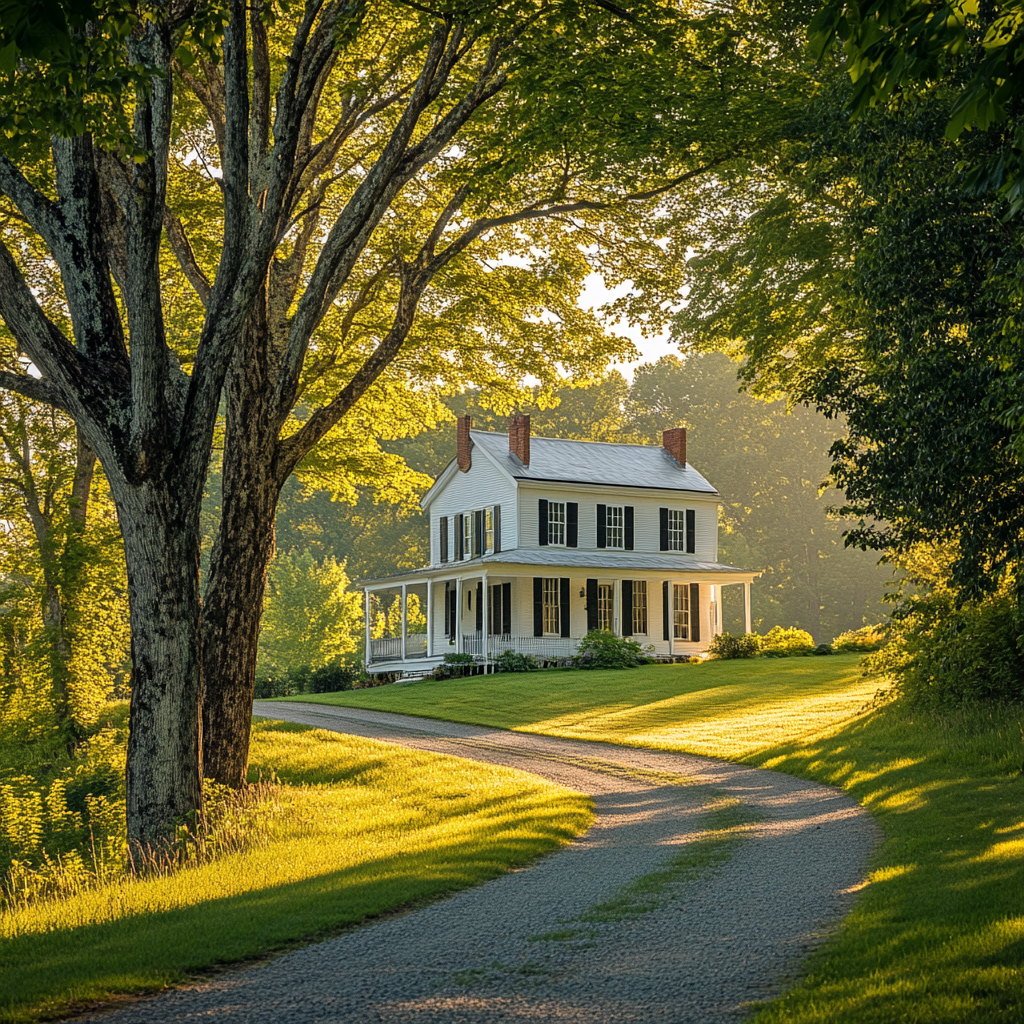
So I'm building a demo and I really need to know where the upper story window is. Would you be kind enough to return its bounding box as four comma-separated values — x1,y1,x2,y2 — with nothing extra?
463,513,473,557
485,507,494,553
547,501,566,546
661,507,696,553
605,505,624,549
666,509,686,551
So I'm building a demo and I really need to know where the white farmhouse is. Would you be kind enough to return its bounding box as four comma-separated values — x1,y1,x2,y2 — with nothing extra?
363,415,758,674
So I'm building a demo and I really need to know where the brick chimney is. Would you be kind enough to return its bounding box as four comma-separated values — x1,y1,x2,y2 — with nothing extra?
457,415,472,472
509,414,530,467
663,427,687,466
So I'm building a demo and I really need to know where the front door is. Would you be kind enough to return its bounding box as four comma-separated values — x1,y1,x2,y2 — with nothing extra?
597,583,614,632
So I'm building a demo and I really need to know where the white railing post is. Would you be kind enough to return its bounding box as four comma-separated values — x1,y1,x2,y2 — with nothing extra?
668,581,675,658
744,581,752,635
364,587,372,666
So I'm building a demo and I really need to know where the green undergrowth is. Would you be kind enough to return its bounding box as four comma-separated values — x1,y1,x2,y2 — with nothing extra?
289,658,1024,1023
0,719,592,1024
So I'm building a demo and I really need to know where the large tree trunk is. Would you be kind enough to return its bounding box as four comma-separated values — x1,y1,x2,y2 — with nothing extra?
116,478,205,848
201,315,283,788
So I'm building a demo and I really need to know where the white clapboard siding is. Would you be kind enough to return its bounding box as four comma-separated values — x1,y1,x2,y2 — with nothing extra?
429,449,517,563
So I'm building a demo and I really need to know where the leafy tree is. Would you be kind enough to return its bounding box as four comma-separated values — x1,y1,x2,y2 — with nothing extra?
0,0,809,839
256,552,361,679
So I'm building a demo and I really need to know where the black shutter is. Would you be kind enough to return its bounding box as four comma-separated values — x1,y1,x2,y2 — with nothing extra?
690,583,701,642
566,502,579,548
621,579,633,636
449,588,458,640
686,509,696,554
586,578,599,631
624,506,634,551
662,581,670,640
560,577,571,638
444,581,450,635
474,510,484,557
659,508,669,551
538,499,548,546
596,503,606,548
439,516,448,563
494,504,501,553
502,582,512,635
455,514,464,560
533,577,544,636
476,582,483,631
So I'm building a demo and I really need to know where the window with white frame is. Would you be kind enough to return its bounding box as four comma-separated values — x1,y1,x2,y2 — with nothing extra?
485,507,494,553
597,582,614,631
633,580,648,635
673,583,690,639
667,510,686,551
547,501,566,546
542,577,561,634
463,514,473,557
605,505,624,549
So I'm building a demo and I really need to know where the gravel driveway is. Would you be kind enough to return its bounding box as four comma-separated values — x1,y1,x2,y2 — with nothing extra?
89,702,878,1024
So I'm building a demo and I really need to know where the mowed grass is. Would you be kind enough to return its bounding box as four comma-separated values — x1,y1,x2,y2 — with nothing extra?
290,653,880,757
291,657,1024,1023
0,720,591,1024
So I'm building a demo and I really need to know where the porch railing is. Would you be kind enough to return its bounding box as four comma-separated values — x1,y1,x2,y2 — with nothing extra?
463,635,581,660
368,634,428,663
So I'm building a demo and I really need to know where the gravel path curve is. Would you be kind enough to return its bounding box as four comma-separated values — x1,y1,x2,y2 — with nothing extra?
90,703,878,1024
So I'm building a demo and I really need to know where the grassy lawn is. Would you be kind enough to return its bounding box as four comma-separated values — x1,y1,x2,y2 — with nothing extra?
289,653,881,758
0,720,591,1024
289,656,1024,1023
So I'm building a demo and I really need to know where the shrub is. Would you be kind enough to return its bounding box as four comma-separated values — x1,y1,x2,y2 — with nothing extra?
432,653,476,680
572,630,654,670
832,624,887,653
707,632,761,659
868,585,1024,709
494,649,539,673
813,643,834,656
759,626,816,658
307,662,356,693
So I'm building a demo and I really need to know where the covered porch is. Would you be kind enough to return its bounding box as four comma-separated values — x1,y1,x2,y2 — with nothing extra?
363,555,756,675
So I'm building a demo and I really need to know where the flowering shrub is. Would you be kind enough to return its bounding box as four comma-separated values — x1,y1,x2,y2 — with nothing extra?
759,626,816,657
832,624,887,653
494,650,539,673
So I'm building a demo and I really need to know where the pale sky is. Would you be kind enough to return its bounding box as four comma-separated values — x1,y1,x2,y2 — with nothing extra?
577,274,680,381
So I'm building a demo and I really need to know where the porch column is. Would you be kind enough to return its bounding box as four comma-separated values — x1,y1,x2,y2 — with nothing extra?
401,583,407,661
744,581,752,635
481,571,489,670
455,577,463,654
364,588,372,667
668,581,675,658
426,580,433,657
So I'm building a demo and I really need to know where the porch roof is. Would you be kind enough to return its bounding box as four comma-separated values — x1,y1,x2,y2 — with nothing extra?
361,549,759,588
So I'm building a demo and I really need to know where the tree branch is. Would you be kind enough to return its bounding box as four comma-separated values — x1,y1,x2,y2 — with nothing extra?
163,209,212,305
0,370,67,409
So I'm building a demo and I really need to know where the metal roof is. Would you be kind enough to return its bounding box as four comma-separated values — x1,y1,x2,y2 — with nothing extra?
361,550,756,587
470,430,718,494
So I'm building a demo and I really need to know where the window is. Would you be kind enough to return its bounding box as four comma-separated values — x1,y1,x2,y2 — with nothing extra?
597,583,614,631
667,510,686,551
485,507,494,553
605,505,624,549
547,501,566,546
632,581,648,635
542,578,561,634
463,514,473,557
673,583,690,640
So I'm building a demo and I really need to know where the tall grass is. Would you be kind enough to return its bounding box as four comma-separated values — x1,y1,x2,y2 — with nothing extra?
0,719,592,1023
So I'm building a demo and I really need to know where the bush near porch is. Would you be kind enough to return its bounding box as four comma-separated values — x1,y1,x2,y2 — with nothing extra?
286,656,1024,1024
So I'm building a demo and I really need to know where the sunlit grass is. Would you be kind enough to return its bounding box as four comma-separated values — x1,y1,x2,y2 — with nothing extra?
291,658,1024,1022
0,719,592,1024
291,654,878,757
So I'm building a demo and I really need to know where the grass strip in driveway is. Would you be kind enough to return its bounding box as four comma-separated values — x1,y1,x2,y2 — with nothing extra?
0,719,591,1024
287,658,1024,1023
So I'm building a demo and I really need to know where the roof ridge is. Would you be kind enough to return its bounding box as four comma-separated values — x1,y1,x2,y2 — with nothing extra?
470,429,669,451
